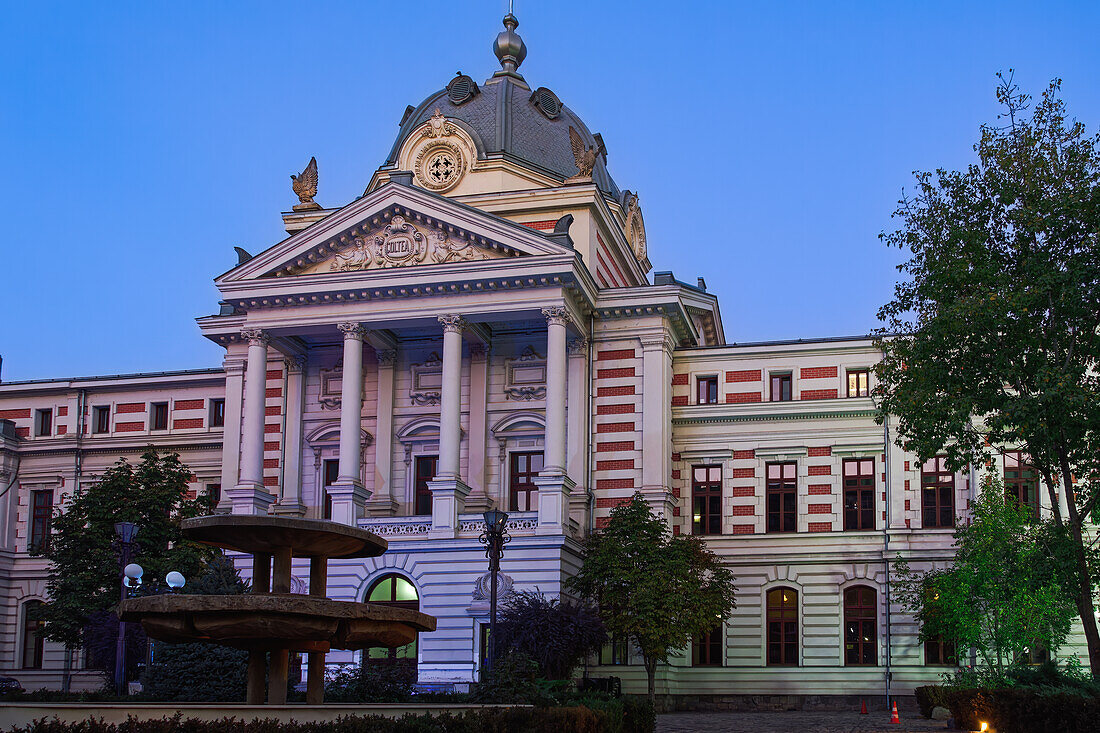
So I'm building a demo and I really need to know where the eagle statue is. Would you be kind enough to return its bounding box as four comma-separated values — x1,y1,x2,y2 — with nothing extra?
291,156,320,211
568,126,604,180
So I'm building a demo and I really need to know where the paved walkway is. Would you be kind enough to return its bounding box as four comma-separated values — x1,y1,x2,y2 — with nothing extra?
657,711,949,733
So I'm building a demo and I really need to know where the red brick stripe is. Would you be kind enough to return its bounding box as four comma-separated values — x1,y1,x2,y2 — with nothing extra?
56,406,68,416
671,396,688,406
808,522,832,532
808,446,832,457
596,459,634,471
732,486,755,497
265,406,281,416
263,458,279,468
802,389,838,400
264,424,281,434
15,427,28,437
726,392,761,404
726,369,760,383
116,421,144,432
731,525,754,535
265,387,282,398
173,418,203,429
0,409,30,419
671,374,689,385
597,385,635,397
595,496,633,508
808,503,831,514
597,367,635,379
808,484,832,495
732,468,755,478
596,478,635,490
808,465,831,476
263,476,279,487
732,506,753,516
732,449,755,460
596,422,634,433
266,369,283,380
174,399,205,410
597,349,635,361
800,366,838,379
116,403,145,414
597,403,636,415
520,219,556,230
264,441,280,451
597,441,634,452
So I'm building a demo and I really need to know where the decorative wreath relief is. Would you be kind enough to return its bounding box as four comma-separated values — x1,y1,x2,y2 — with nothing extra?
415,141,465,192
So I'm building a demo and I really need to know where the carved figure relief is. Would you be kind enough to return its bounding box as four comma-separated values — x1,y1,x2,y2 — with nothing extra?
320,215,498,274
624,191,648,262
410,353,443,405
472,571,514,601
504,346,547,401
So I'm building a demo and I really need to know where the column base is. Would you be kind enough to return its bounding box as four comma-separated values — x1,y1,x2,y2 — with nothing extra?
366,496,400,517
327,481,371,526
533,473,576,535
272,499,307,517
463,492,496,514
427,478,471,538
225,485,276,516
639,485,677,522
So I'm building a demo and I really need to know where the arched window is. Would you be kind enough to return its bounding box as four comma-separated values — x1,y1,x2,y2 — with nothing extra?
844,586,877,666
21,600,45,669
766,588,798,666
365,574,419,662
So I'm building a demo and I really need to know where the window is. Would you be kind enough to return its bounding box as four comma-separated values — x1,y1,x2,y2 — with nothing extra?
692,625,722,666
844,586,877,666
35,409,52,437
696,376,718,405
847,369,870,398
766,462,797,533
209,399,225,428
599,635,629,665
1004,451,1039,518
769,373,792,402
925,635,957,666
93,406,110,434
365,574,419,663
323,459,339,519
509,451,543,512
1015,641,1050,666
21,601,45,669
29,490,53,553
207,483,221,506
921,456,955,528
766,588,798,665
843,458,875,531
479,623,491,670
692,465,722,535
151,402,168,431
414,455,437,516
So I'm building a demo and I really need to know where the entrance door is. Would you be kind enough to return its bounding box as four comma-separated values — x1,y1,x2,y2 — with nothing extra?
414,455,438,515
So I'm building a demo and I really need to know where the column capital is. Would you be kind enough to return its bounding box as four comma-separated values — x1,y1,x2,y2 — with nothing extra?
223,357,247,375
469,343,491,363
241,329,270,347
639,332,676,355
542,306,571,327
285,354,307,374
567,337,588,357
337,322,368,341
375,349,397,366
438,314,467,334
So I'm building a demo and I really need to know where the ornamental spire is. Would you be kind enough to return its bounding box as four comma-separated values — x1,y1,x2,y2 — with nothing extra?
492,11,526,79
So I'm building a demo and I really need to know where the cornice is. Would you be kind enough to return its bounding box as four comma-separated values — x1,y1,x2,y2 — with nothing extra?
672,401,880,425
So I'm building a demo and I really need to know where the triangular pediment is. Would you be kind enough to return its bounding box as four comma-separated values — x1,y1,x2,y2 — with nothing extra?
217,182,573,285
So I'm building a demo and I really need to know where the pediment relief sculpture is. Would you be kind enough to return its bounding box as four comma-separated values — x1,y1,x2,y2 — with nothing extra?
302,215,504,275
504,346,547,401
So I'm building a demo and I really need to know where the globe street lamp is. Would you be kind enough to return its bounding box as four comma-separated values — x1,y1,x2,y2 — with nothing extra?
478,509,510,675
113,522,139,696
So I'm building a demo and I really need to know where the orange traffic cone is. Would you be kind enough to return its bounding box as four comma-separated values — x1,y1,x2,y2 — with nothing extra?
860,699,868,715
889,700,900,724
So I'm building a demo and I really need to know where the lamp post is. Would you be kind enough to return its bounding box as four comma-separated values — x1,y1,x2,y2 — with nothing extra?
478,508,510,675
113,521,139,696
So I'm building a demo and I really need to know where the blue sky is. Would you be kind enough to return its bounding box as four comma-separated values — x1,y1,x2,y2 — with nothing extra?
2,1,1098,381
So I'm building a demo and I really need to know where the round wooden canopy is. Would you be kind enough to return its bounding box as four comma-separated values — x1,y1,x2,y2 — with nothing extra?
181,515,387,559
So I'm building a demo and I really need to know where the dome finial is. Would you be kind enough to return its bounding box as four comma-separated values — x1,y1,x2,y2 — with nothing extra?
493,11,526,79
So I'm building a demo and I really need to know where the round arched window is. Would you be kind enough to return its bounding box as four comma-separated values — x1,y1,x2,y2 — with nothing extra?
365,574,419,662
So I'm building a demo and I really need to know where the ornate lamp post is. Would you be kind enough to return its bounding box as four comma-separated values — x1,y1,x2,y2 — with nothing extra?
113,521,139,695
478,509,510,675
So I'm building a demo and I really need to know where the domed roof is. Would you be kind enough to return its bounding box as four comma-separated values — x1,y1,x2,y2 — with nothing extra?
383,15,622,201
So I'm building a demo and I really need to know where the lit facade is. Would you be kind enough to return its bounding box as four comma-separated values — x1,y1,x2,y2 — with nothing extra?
0,15,1084,700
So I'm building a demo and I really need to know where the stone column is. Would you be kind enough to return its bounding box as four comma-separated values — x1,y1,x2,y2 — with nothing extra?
428,314,470,537
328,322,370,525
227,329,275,516
566,338,590,525
274,355,307,516
464,343,492,513
535,307,575,534
218,355,246,513
367,349,398,516
640,332,676,520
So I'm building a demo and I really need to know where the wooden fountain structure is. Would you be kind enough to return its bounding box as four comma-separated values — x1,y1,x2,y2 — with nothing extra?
119,515,435,704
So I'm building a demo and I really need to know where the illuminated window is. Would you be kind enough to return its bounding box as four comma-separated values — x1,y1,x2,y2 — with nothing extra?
696,376,718,405
692,465,722,535
770,373,792,402
847,369,870,397
365,574,419,663
766,588,798,665
921,456,955,528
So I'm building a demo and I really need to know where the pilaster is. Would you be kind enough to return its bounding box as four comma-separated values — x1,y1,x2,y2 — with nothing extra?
367,349,399,516
640,331,676,521
566,337,590,525
464,343,493,513
218,354,246,512
274,355,307,516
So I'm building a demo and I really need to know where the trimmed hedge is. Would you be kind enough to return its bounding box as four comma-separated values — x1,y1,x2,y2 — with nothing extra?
945,687,1100,733
8,704,655,733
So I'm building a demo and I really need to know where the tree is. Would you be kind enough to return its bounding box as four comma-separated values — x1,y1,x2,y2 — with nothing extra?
568,494,737,704
875,73,1100,674
140,553,250,701
895,476,1077,676
39,449,214,662
494,589,607,680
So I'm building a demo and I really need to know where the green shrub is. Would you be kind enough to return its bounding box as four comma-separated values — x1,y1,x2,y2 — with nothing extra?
945,687,1100,733
914,685,951,719
324,661,417,703
471,652,555,705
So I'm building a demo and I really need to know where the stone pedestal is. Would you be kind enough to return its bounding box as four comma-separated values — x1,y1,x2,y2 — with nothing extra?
327,482,371,526
534,474,575,535
225,487,276,516
428,478,471,538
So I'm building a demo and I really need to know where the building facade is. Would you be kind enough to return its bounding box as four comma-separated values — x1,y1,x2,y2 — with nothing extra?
0,15,1082,699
